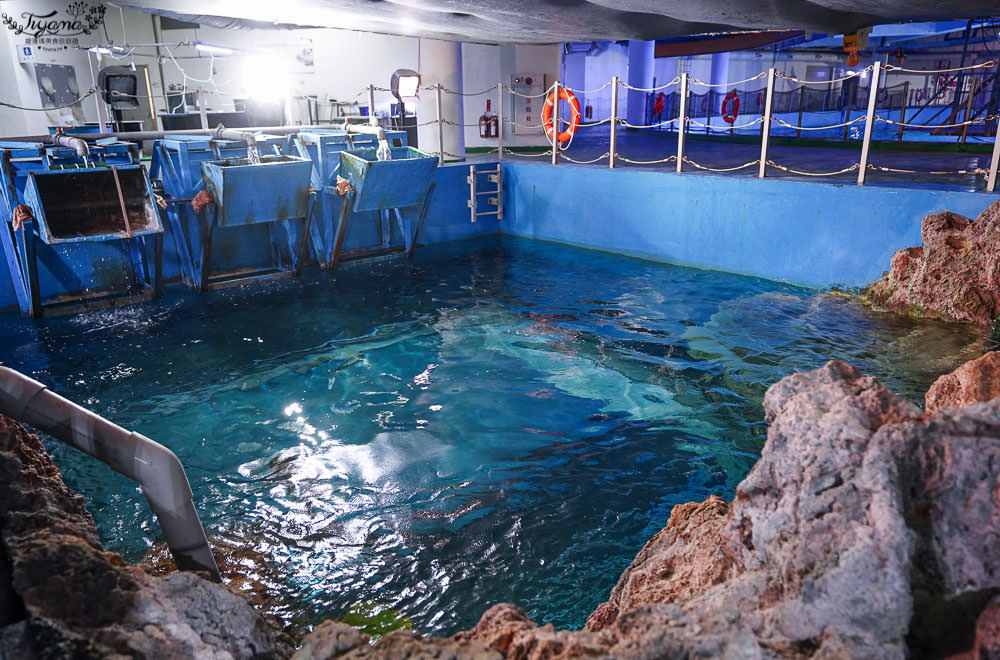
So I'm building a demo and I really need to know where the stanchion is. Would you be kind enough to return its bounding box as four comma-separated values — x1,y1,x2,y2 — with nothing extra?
758,68,776,178
551,81,560,166
609,76,619,169
676,73,688,173
857,61,881,185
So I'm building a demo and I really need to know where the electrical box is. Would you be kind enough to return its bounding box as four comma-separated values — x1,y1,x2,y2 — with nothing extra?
510,73,543,135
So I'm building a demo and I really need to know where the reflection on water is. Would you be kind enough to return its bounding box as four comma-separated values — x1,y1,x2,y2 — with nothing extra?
0,235,984,635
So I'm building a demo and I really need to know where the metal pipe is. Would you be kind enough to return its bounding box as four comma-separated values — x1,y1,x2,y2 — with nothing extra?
857,61,881,185
677,73,688,173
0,366,221,581
343,123,391,161
551,80,560,166
758,68,776,178
213,125,258,147
609,76,619,169
496,82,504,162
368,84,377,128
51,133,90,159
436,83,444,166
3,124,326,144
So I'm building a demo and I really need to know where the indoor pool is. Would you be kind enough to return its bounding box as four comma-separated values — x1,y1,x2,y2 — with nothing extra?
0,235,984,636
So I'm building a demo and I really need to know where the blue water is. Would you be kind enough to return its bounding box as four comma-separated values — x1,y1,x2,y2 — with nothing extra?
0,235,983,635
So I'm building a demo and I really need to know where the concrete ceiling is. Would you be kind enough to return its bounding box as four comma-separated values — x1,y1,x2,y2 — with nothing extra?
121,0,999,44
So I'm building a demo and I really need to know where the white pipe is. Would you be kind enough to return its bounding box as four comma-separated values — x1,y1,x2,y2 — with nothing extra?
0,367,221,582
343,123,392,161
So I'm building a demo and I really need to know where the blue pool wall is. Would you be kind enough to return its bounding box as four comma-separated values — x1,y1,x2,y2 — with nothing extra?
0,164,497,311
1,159,997,310
500,161,996,289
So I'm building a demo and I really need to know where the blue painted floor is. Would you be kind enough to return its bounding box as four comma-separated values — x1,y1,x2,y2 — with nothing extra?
494,126,996,191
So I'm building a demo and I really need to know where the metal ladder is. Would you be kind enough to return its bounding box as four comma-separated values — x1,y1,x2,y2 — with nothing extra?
467,164,503,223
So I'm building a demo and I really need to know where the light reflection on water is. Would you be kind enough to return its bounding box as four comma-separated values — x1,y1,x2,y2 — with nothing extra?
0,235,984,636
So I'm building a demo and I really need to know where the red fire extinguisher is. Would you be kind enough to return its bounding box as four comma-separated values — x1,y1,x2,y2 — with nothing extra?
479,99,499,138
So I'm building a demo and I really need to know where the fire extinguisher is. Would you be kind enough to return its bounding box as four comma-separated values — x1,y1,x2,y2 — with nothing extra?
480,99,499,138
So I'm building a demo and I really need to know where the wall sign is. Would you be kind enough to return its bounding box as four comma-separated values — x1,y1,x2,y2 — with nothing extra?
3,2,106,39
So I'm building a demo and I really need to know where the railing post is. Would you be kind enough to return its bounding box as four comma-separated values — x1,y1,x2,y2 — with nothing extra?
609,76,619,169
898,80,909,141
368,84,377,127
797,85,806,138
987,125,1000,192
551,81,560,166
497,82,504,161
436,83,445,166
758,67,776,178
857,61,881,185
197,89,208,130
676,73,688,172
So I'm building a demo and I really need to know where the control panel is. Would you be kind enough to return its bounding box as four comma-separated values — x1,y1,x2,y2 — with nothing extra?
510,73,544,135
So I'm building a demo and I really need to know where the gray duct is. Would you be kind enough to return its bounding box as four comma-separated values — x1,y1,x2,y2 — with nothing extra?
51,133,90,159
0,367,221,582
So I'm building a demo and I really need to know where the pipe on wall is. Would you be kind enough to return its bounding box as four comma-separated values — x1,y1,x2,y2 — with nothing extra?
0,366,221,582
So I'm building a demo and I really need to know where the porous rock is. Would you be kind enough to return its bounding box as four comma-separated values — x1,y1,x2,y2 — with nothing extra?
866,201,1000,327
0,413,290,659
925,350,1000,413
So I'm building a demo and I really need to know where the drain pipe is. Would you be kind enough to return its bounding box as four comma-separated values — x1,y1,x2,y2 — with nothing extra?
0,367,221,582
342,123,392,160
51,133,90,159
213,124,259,148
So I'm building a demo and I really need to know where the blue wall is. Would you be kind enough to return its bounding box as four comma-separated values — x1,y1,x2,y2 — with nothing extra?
501,161,997,289
0,162,497,312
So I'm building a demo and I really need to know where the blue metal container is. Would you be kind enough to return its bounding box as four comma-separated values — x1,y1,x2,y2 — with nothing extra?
340,147,438,213
24,165,162,244
200,154,313,227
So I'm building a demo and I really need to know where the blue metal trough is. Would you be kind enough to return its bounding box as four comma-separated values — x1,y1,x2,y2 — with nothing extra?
150,134,313,291
0,140,163,317
325,146,438,267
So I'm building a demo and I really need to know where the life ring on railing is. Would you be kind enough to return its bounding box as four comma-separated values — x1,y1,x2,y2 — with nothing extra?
541,88,581,144
722,91,740,124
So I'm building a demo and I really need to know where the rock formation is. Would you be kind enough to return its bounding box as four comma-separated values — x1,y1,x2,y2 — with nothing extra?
0,414,291,659
297,359,1000,659
866,201,1000,328
925,350,1000,413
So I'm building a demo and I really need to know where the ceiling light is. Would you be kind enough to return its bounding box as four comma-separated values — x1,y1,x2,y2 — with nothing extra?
195,42,233,56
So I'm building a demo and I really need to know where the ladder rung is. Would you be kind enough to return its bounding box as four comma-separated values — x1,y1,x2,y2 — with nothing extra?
475,210,500,217
476,189,500,195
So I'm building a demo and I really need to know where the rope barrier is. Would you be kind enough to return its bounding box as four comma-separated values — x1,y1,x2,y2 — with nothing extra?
776,66,873,85
766,160,859,177
682,157,760,172
884,60,996,74
615,154,678,165
617,77,681,92
505,85,549,99
618,117,681,129
1,88,96,111
442,86,495,97
561,152,611,164
562,79,615,95
874,114,999,129
503,148,551,158
771,116,866,131
688,72,767,88
505,118,547,129
866,163,987,175
688,116,764,130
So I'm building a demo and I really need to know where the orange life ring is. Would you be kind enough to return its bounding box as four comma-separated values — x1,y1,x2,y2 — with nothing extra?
722,91,740,124
541,88,581,144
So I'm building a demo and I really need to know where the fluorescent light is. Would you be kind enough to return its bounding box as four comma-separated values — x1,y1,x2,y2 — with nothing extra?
195,42,233,56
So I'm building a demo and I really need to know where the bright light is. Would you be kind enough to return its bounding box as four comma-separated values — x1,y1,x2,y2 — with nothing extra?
396,75,420,99
241,55,290,100
194,42,233,56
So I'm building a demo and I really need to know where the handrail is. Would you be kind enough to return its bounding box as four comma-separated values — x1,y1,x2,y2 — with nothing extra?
0,366,221,582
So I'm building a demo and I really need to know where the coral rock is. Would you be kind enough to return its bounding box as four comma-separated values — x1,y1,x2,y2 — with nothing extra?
866,201,1000,327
